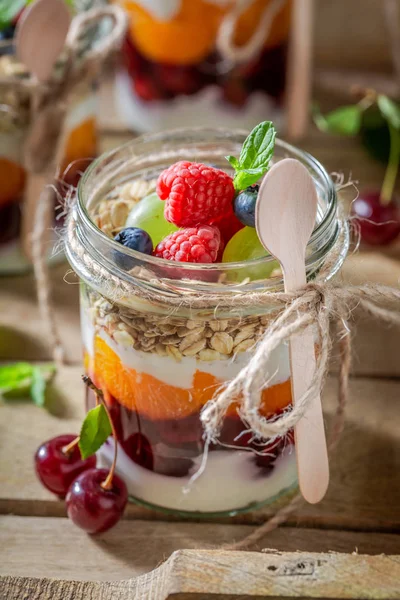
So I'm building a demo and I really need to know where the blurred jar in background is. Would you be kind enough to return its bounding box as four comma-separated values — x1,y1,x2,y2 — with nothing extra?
0,42,98,275
115,0,292,132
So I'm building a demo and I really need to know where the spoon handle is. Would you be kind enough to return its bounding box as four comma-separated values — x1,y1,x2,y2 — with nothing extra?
285,267,329,504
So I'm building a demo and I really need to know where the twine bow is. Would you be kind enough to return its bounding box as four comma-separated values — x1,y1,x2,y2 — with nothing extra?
201,281,400,447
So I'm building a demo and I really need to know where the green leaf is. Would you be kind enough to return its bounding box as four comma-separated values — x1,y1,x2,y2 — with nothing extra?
79,404,112,459
225,155,239,169
0,362,55,400
0,0,26,29
30,367,46,407
377,95,400,130
233,168,266,191
314,105,362,136
226,121,276,191
238,121,276,171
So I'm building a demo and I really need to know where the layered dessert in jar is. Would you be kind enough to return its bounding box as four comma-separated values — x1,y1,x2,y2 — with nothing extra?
0,42,97,274
115,0,292,132
66,125,347,515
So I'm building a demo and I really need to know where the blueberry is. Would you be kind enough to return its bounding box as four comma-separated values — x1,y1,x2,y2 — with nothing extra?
233,184,259,228
0,25,15,41
113,227,153,270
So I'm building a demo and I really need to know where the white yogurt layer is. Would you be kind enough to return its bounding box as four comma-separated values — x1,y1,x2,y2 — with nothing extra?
99,439,297,512
115,71,283,134
81,308,291,389
122,0,181,21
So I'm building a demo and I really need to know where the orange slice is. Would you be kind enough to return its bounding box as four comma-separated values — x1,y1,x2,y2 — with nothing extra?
94,335,292,421
61,117,97,174
125,0,224,65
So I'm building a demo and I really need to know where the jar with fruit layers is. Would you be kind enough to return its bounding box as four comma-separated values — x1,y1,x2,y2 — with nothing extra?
0,43,98,275
66,129,348,516
115,0,292,132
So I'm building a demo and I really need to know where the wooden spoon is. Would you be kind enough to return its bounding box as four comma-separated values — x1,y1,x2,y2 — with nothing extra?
15,0,71,83
255,157,329,504
15,0,71,261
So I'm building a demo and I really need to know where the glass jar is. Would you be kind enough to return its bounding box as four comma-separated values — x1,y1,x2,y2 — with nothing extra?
65,128,349,516
0,42,98,275
115,0,292,132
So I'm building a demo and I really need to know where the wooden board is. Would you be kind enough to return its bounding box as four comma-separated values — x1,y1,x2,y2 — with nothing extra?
1,549,400,599
1,516,400,581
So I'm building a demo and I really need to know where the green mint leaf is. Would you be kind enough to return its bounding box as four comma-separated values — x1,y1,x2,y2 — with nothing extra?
314,105,362,136
225,155,239,169
79,404,112,459
377,95,400,130
0,0,26,29
238,121,276,171
0,363,56,400
30,367,46,407
233,168,266,191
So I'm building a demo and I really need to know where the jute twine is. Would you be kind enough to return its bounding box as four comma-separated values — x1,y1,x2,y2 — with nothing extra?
216,0,287,64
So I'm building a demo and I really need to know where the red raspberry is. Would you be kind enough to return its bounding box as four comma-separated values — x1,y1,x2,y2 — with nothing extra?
154,225,221,263
156,161,235,227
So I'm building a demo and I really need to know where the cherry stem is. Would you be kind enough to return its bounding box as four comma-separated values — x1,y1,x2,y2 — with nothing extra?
82,375,118,491
380,122,400,205
61,436,80,456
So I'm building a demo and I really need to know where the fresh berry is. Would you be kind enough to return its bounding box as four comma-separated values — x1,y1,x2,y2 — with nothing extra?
210,209,244,245
66,468,127,534
0,25,15,42
34,435,96,498
125,192,178,247
133,75,163,102
233,184,259,227
351,190,400,245
113,227,153,270
157,161,235,227
155,64,202,96
154,225,221,263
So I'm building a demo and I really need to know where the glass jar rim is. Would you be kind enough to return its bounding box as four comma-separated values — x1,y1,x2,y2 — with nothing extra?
77,128,338,269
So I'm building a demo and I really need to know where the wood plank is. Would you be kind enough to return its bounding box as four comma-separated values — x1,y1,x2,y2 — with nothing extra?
0,367,399,531
1,546,399,599
0,264,81,363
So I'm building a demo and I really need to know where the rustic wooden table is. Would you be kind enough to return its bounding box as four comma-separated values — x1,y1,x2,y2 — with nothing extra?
0,124,399,599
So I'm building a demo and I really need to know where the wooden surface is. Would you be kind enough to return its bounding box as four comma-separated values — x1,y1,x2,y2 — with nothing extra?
0,114,399,596
1,549,400,600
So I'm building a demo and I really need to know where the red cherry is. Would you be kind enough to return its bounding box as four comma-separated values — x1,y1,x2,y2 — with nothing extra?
66,468,128,534
155,64,202,96
351,190,400,246
134,75,164,102
34,434,96,498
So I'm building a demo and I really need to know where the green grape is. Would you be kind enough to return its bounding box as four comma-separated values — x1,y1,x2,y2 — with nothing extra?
125,192,178,247
222,227,279,282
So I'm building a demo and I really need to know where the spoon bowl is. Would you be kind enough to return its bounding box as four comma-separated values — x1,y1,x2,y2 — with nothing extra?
15,0,71,83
